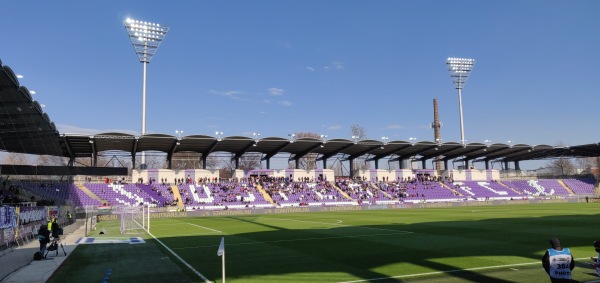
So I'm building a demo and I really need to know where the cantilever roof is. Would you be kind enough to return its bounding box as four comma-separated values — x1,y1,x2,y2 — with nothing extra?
2,58,600,165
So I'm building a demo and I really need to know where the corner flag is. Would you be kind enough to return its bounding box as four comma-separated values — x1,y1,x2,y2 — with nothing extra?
218,237,226,282
217,237,225,256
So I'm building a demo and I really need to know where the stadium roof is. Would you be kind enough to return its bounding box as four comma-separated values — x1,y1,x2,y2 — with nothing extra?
2,58,600,167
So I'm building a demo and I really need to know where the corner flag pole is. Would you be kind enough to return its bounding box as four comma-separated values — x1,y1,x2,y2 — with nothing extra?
218,237,225,283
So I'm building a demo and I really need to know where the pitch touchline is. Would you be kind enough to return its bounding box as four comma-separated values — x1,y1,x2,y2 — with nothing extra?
171,231,413,250
337,257,592,283
147,231,213,283
262,217,405,232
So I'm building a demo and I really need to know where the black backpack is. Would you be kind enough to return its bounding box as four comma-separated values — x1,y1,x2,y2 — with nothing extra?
33,252,42,260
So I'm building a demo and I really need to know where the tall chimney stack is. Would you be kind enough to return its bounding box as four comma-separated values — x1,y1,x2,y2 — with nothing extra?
433,99,443,171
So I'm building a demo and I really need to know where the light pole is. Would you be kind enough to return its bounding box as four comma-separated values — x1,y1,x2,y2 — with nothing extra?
446,57,475,145
124,18,169,167
175,130,184,139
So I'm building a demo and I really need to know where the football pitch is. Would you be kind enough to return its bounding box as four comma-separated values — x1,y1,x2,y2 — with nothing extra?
50,202,600,283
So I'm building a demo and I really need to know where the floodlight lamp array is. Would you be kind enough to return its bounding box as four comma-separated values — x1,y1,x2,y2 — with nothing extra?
446,57,475,89
124,18,170,63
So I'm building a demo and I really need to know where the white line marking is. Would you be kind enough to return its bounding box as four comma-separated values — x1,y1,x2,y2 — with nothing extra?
261,217,408,233
187,222,222,233
337,257,592,283
147,231,212,283
171,231,412,250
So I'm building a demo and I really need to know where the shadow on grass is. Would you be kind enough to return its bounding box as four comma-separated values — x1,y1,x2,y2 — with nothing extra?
152,212,600,282
52,211,600,283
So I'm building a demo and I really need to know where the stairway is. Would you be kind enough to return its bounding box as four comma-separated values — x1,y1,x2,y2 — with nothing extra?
170,185,184,206
331,182,352,200
439,182,463,196
255,184,276,204
75,183,105,203
557,180,575,195
497,181,522,195
370,183,393,199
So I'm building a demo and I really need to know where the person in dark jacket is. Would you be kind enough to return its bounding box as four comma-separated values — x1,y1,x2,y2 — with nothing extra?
38,225,50,257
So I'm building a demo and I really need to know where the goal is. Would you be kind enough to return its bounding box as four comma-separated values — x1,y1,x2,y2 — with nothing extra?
118,206,149,234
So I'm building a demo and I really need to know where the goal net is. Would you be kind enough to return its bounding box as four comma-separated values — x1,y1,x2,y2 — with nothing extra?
118,206,148,234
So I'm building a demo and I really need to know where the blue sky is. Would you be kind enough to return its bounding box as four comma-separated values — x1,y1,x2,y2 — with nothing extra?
2,1,599,161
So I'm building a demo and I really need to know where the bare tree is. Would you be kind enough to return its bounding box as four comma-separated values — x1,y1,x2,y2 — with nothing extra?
545,143,577,176
350,124,370,174
1,153,29,165
204,156,222,169
577,157,600,178
546,157,576,176
143,151,167,169
171,152,202,169
350,124,367,140
221,152,262,172
73,157,93,167
289,132,321,170
35,155,67,166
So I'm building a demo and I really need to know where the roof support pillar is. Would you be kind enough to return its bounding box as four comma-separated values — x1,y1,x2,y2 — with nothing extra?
202,155,207,169
504,160,509,170
349,158,355,178
266,158,270,169
235,158,239,169
421,159,426,169
322,158,327,169
374,159,379,170
514,160,521,171
444,159,449,170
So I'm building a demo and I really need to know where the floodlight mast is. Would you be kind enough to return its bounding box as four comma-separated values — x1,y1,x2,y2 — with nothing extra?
446,57,475,146
124,18,169,167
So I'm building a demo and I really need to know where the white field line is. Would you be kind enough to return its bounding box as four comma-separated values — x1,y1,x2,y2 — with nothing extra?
186,222,223,233
171,231,412,250
337,257,592,283
147,231,212,283
261,217,410,233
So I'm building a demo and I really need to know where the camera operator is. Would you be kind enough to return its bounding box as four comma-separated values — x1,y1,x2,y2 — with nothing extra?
37,225,50,257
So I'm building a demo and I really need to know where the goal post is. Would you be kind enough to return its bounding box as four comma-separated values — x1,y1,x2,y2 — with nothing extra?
118,205,149,234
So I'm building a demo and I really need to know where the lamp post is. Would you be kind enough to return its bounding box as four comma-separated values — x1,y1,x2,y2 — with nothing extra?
124,18,169,167
446,57,475,145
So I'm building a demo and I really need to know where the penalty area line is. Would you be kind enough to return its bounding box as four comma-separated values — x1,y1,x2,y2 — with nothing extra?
337,257,591,283
187,222,223,233
147,231,212,283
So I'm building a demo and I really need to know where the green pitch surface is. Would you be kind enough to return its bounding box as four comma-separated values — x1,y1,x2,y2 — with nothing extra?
51,203,600,283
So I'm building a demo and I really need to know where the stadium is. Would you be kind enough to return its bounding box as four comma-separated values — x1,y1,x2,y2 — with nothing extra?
1,55,600,282
2,3,600,283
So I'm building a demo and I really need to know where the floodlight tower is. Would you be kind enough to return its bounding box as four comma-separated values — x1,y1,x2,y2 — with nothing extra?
124,18,169,167
446,57,475,145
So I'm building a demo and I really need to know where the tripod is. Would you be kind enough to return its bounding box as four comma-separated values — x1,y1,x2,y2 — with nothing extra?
45,237,67,257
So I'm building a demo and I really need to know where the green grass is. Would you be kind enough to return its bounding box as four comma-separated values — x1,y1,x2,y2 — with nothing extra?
50,203,600,282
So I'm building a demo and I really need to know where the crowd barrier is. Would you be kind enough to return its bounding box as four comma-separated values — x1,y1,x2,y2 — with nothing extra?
0,206,72,249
